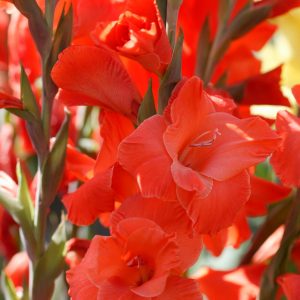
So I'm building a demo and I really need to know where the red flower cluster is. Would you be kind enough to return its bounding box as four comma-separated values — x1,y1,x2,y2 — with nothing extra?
1,0,300,299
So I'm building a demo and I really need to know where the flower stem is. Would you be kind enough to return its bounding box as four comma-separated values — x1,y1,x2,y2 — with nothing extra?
259,189,300,300
166,0,182,48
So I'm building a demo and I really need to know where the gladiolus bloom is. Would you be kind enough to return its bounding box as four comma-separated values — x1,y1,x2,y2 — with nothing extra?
92,0,172,74
119,77,280,234
67,217,202,299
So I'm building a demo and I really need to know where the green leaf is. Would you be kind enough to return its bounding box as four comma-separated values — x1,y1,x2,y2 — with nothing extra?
52,5,73,65
13,0,50,58
138,79,156,125
0,272,19,300
226,4,272,41
45,5,73,100
41,111,70,206
24,114,48,159
16,163,37,259
156,0,167,25
0,173,37,259
16,163,34,222
260,190,300,300
6,108,36,122
0,188,22,224
158,29,183,114
20,66,40,120
195,17,211,77
32,218,67,299
241,198,292,265
19,67,47,157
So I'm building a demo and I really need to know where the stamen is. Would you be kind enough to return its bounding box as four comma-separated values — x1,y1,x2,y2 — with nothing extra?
126,255,145,269
190,128,221,147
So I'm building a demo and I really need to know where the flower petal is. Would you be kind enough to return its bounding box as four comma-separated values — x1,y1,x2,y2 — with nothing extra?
95,111,134,173
0,92,23,109
271,110,300,187
111,196,202,271
156,276,202,300
246,175,291,216
62,169,115,226
171,160,213,198
177,171,251,234
203,209,251,256
197,264,265,300
118,115,177,200
163,77,215,159
193,113,280,181
51,45,141,119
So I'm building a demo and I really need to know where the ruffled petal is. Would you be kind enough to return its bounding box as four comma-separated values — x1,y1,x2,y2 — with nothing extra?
95,111,134,173
192,113,280,181
163,77,215,159
67,266,98,300
156,276,202,300
51,45,141,119
62,169,115,225
111,196,202,271
203,209,251,256
65,144,95,182
178,171,251,234
271,110,300,187
171,160,213,198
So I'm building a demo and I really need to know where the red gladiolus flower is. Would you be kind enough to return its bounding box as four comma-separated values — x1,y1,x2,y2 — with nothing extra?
111,195,202,272
92,0,172,74
271,110,300,187
71,0,126,42
119,77,280,234
67,217,202,299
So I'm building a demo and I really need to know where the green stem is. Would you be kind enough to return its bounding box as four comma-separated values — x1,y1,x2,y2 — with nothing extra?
45,0,57,30
166,0,182,48
240,198,292,265
260,189,300,300
202,1,235,84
